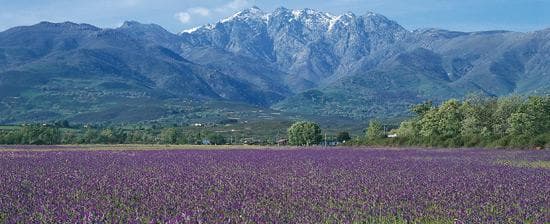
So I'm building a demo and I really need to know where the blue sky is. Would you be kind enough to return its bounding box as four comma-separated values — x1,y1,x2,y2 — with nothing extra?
0,0,549,33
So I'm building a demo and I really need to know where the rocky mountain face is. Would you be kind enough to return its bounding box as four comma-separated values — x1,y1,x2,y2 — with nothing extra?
180,7,549,119
180,7,409,91
0,7,548,123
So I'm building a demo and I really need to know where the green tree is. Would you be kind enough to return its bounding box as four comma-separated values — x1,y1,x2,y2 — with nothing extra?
184,132,203,145
18,125,61,145
492,96,523,138
507,112,536,147
419,99,462,146
419,108,439,139
81,129,99,144
160,127,180,144
62,131,78,144
459,95,497,145
523,96,550,134
366,120,385,143
336,132,351,142
507,113,536,137
367,95,549,148
411,101,433,116
54,120,70,128
395,120,420,144
98,128,125,144
437,99,463,140
127,130,145,144
394,101,431,145
287,121,322,146
206,133,226,145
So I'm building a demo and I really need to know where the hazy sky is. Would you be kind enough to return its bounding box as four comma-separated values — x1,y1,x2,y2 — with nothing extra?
0,0,549,33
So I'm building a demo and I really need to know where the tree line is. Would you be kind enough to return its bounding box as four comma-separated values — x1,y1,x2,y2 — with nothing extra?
0,121,347,146
285,95,549,149
363,95,549,148
0,125,228,145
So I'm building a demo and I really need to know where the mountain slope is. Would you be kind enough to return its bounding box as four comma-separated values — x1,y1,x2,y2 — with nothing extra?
179,7,549,119
0,21,284,123
180,7,409,91
0,7,549,123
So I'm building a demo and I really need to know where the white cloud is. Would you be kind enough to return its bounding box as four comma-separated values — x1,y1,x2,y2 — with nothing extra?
225,0,252,10
188,7,210,17
175,0,253,25
175,7,212,24
215,0,253,13
175,12,191,24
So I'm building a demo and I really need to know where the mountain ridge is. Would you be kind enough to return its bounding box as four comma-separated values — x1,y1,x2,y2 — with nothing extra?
0,7,549,123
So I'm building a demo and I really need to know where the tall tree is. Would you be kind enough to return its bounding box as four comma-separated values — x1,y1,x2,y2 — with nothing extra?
366,120,385,143
460,95,496,140
288,121,322,146
160,127,180,144
523,96,550,135
492,96,523,138
411,101,433,117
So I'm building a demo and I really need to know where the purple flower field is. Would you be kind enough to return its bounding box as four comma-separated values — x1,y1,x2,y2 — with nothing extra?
0,147,548,223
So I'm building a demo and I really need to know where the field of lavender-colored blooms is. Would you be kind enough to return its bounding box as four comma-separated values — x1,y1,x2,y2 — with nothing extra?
0,146,548,223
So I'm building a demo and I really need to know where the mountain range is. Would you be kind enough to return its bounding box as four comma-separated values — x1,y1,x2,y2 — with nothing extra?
0,6,549,124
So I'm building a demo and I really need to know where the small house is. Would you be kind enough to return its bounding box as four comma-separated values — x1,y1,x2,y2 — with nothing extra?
277,139,288,146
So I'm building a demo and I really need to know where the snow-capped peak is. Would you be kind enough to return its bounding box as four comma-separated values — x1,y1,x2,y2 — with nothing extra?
247,6,264,14
364,11,378,17
181,26,201,34
179,24,215,34
179,7,403,35
221,6,266,23
290,8,337,21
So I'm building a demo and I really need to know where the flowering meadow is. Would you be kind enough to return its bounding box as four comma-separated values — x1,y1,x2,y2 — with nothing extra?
0,147,548,223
